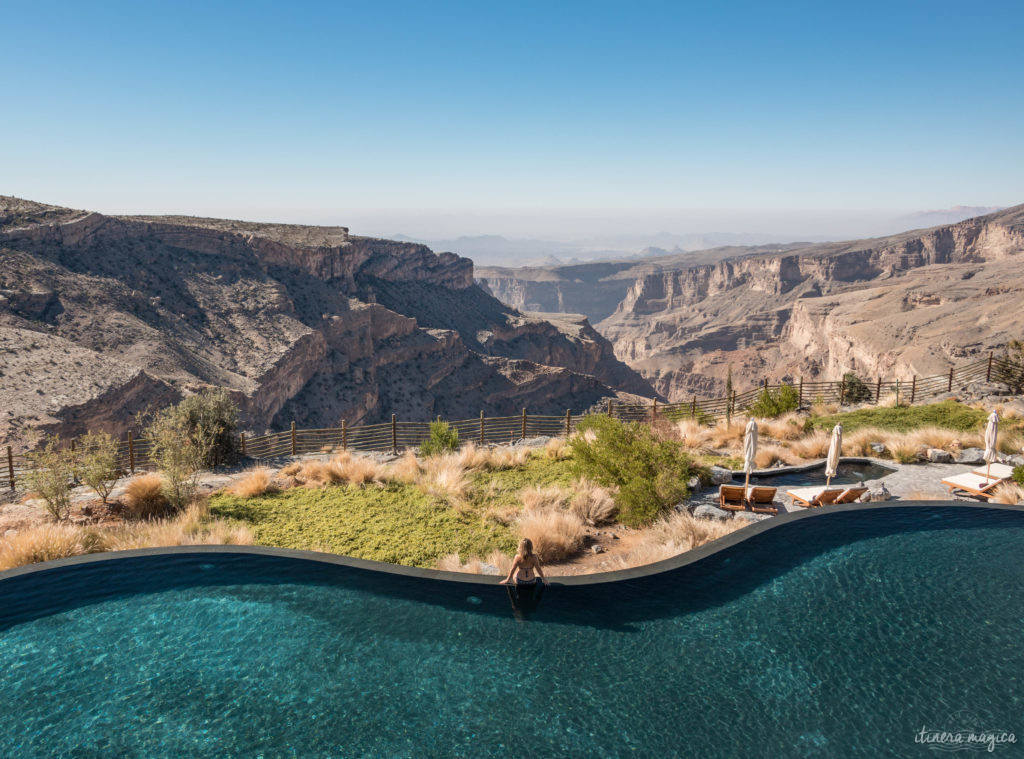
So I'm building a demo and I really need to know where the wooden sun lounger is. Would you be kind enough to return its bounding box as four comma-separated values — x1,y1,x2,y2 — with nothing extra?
786,486,844,508
972,463,1014,480
719,484,747,511
941,472,1004,499
747,486,779,515
835,487,868,504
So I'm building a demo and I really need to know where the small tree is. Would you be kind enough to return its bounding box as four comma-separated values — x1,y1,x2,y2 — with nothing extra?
569,415,706,527
749,383,800,418
842,372,873,404
173,389,240,467
75,431,121,504
146,408,213,511
25,438,75,522
420,418,459,457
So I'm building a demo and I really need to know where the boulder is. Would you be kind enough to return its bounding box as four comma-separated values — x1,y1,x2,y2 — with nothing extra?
956,447,987,465
687,475,702,493
693,504,732,521
733,511,771,523
708,466,733,485
926,448,954,463
1008,454,1024,467
591,545,605,554
862,484,892,502
869,442,887,455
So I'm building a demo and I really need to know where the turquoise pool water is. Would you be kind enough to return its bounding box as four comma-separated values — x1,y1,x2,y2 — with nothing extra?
1,506,1022,757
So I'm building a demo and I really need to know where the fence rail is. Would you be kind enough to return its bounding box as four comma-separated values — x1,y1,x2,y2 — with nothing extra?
5,354,1022,490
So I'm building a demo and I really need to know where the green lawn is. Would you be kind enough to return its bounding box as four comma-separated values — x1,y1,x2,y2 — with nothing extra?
809,400,1021,434
210,454,576,567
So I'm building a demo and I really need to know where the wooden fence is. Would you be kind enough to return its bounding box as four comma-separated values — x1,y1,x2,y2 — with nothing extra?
5,353,1022,490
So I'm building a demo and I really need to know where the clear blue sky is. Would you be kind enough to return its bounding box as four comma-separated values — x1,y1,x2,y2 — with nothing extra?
2,0,1021,237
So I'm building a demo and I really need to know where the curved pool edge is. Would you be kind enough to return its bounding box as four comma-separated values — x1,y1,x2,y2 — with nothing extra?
0,500,1016,589
731,455,894,478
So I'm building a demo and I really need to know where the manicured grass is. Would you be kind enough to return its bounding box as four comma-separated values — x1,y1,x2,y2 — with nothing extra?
210,454,577,568
809,400,1016,434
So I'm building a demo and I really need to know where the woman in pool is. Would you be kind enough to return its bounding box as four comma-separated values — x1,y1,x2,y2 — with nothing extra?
499,538,548,586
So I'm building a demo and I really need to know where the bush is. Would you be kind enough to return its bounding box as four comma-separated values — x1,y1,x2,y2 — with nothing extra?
171,389,240,467
748,384,800,418
25,438,75,522
1014,465,1024,487
569,415,705,528
75,431,121,503
419,419,459,457
145,408,210,511
842,372,873,403
123,473,171,519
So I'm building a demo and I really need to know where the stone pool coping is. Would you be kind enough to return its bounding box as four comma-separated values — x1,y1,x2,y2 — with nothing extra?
727,455,896,478
1,501,1019,590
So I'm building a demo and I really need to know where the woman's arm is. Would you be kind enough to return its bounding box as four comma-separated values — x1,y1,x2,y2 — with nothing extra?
500,556,520,584
535,557,548,585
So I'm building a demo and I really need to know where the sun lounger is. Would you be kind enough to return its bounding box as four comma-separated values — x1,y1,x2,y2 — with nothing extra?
835,487,868,504
719,484,747,511
786,486,844,508
941,472,1004,499
972,463,1014,480
747,486,778,515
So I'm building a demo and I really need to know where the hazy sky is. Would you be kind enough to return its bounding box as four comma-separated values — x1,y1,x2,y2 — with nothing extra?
3,0,1021,239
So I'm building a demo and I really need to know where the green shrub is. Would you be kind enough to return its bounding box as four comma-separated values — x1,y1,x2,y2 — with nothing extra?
420,419,459,457
568,415,706,528
25,438,75,522
1014,465,1024,487
809,400,990,434
75,431,121,504
145,408,212,511
749,383,800,418
842,372,873,404
172,389,240,467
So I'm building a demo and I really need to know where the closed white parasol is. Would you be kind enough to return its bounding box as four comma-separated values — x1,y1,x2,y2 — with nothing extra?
825,423,843,488
983,411,1000,479
743,418,758,493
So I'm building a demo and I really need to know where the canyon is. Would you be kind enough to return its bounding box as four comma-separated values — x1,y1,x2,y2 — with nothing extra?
478,206,1024,401
0,198,653,451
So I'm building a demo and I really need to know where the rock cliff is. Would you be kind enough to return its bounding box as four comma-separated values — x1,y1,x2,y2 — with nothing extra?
0,197,653,450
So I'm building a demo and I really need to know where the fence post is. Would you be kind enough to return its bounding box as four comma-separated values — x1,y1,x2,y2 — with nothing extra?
565,409,571,437
391,414,397,454
521,408,527,440
798,377,803,408
895,379,900,407
691,396,697,418
128,432,135,474
479,411,485,445
607,399,613,416
6,446,13,490
730,390,735,417
948,368,954,393
910,376,917,405
290,421,297,456
987,352,993,382
875,377,881,404
240,433,246,456
652,398,657,420
839,375,846,405
342,419,348,451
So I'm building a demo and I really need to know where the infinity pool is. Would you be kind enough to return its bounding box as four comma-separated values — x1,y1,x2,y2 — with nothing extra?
1,506,1021,757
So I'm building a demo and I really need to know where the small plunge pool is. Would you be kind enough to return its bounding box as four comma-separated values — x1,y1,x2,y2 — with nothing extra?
732,459,896,488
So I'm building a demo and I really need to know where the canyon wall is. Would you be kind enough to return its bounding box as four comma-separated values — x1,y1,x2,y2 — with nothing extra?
0,198,653,450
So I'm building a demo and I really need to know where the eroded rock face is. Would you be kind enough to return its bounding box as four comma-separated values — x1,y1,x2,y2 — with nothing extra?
0,197,653,450
480,205,1024,401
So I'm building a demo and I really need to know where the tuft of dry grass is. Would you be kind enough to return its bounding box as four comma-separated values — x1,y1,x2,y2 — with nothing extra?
757,413,806,442
608,511,746,570
418,455,471,501
123,473,170,519
279,462,302,477
0,524,98,570
435,553,483,574
754,444,798,469
486,446,533,470
811,400,840,416
886,434,922,464
789,431,831,460
990,483,1024,505
998,434,1024,456
486,548,513,575
544,438,572,460
910,426,960,451
709,420,746,451
228,468,277,498
518,509,586,561
329,452,388,486
390,450,422,484
569,478,617,525
844,427,887,456
455,442,491,471
674,418,714,453
520,485,570,512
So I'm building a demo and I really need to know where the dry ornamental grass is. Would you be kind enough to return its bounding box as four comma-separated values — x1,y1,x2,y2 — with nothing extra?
123,473,170,519
518,509,586,562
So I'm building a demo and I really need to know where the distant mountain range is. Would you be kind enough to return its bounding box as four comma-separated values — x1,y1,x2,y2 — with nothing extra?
394,206,1005,268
